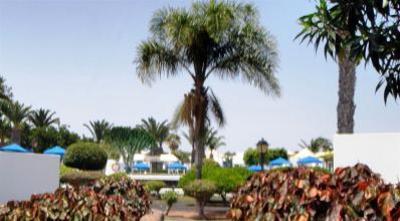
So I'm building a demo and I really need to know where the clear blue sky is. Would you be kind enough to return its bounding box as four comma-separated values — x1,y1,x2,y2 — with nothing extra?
0,0,398,152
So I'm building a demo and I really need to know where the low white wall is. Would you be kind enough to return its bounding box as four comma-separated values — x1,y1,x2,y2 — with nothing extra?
334,133,400,184
0,152,60,203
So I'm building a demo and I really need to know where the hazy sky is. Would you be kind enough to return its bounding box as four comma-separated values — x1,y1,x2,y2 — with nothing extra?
0,0,398,153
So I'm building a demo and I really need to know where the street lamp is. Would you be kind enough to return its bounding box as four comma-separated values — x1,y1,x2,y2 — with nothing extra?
257,138,269,171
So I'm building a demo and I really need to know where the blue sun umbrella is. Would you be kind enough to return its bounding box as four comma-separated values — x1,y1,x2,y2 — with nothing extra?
297,156,322,165
269,157,291,167
0,143,29,153
44,146,65,157
248,165,262,172
168,162,186,170
133,162,150,170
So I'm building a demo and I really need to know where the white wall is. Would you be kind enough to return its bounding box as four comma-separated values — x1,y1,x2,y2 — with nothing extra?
334,133,400,184
0,152,60,203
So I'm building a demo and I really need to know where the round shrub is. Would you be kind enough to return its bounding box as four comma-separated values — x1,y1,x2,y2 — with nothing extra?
161,191,178,215
60,170,104,186
183,180,216,204
64,142,107,170
144,181,166,197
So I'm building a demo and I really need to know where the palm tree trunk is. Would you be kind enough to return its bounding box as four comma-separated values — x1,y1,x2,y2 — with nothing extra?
11,127,20,144
337,49,356,134
193,79,207,180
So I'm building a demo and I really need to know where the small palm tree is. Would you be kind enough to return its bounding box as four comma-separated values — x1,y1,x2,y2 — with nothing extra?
204,128,225,160
299,137,332,153
166,133,181,153
138,117,170,155
1,101,31,144
84,119,112,143
136,1,280,186
29,108,60,128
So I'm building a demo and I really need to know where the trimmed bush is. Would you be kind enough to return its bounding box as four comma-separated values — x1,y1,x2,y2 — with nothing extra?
161,191,178,215
60,170,104,186
106,172,129,181
0,177,150,220
64,142,107,170
183,180,216,217
229,164,400,221
144,180,166,197
179,160,251,202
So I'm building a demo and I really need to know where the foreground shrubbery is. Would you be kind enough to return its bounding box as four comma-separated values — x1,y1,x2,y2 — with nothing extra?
230,164,400,220
0,176,150,220
64,142,108,170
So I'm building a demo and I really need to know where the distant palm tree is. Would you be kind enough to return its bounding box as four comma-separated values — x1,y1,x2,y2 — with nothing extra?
0,117,11,145
166,133,181,153
0,76,13,102
138,117,170,155
204,128,225,159
1,101,31,144
136,1,280,184
84,119,112,143
299,137,332,153
29,108,60,128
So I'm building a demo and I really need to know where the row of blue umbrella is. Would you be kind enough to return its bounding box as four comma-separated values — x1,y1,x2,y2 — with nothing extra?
248,156,322,172
0,143,65,157
132,161,187,171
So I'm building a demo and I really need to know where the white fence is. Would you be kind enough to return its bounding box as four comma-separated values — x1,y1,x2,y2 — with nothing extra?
334,133,400,184
0,152,60,203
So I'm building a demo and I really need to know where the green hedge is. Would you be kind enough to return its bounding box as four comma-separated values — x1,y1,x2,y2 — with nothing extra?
64,142,107,170
179,160,251,202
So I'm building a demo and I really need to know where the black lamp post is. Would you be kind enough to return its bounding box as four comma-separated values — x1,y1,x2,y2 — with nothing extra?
257,138,269,171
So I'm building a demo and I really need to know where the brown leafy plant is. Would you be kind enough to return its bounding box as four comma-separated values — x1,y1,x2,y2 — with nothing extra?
229,164,400,221
0,176,151,221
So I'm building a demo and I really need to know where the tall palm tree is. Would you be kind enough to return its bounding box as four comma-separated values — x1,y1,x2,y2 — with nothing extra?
84,119,112,143
137,1,280,185
204,128,225,159
166,133,181,153
29,108,60,128
1,101,31,144
138,117,170,155
297,0,360,133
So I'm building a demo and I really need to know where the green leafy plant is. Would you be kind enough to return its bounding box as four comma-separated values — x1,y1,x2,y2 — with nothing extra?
229,164,400,221
183,180,216,218
106,172,129,181
63,142,108,170
60,170,104,186
144,180,166,198
0,177,151,220
179,160,251,203
161,191,178,215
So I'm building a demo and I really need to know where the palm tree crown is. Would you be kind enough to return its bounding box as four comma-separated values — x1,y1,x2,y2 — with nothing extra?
138,117,170,154
29,108,60,128
204,128,225,159
84,119,112,143
1,101,31,144
166,133,181,153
